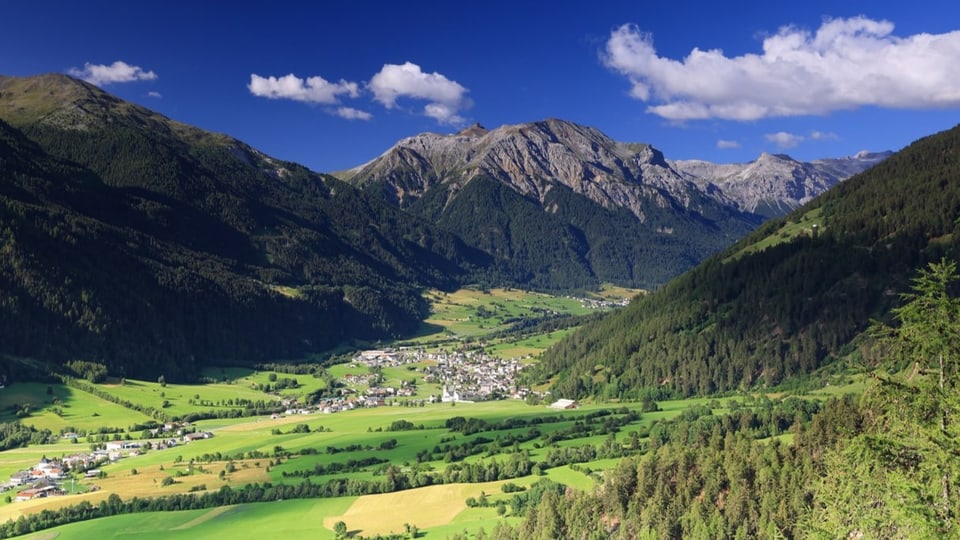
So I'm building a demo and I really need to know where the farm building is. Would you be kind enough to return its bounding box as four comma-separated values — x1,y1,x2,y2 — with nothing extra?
548,398,580,410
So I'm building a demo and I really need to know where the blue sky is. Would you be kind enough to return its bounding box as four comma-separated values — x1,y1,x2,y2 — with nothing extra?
3,1,959,172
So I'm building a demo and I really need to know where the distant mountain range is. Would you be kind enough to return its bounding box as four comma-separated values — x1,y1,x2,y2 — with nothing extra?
671,150,892,218
0,73,896,381
340,118,887,288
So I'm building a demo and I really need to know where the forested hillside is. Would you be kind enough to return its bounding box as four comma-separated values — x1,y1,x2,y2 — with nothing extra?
408,174,723,290
0,74,488,381
535,123,960,399
492,257,960,539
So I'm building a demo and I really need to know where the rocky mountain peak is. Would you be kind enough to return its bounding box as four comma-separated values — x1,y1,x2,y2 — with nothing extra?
457,122,488,137
672,149,890,218
756,152,797,163
343,118,707,220
342,117,890,265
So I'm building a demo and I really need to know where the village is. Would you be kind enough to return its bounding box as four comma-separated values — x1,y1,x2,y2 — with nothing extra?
2,347,568,505
275,346,538,416
3,423,213,503
353,347,531,403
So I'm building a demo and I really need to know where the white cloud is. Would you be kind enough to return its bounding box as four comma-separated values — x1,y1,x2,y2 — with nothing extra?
604,17,960,120
249,62,470,125
147,91,162,99
369,62,470,124
334,107,373,120
810,130,839,140
248,73,359,104
67,61,157,86
423,103,465,125
766,131,805,148
716,139,741,149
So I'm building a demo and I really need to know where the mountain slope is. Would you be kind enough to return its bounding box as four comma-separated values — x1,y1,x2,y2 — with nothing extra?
0,74,487,380
534,124,960,399
343,119,763,290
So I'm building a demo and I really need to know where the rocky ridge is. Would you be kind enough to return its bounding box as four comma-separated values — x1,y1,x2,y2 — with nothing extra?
343,119,735,224
344,119,889,221
672,150,893,217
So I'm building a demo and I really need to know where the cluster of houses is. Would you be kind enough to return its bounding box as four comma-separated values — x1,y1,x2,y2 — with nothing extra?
261,347,531,418
355,349,404,366
4,425,214,503
265,344,571,417
575,296,631,309
145,421,214,446
351,347,530,403
270,383,416,419
4,455,89,502
424,350,526,403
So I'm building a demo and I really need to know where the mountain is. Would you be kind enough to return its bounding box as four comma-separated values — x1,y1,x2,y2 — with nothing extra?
0,74,487,381
533,123,960,399
341,119,886,290
671,150,892,218
341,119,764,290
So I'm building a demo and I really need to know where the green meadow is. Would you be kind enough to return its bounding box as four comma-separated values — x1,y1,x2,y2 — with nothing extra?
727,207,825,262
0,382,154,432
87,376,281,418
17,499,355,540
403,286,631,354
0,383,855,538
0,285,856,539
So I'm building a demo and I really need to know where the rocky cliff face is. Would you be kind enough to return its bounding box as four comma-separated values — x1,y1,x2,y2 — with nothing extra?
343,118,738,223
341,119,763,289
344,119,888,221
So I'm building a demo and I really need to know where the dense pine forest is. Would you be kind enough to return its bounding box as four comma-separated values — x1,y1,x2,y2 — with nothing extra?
535,123,960,399
404,173,750,291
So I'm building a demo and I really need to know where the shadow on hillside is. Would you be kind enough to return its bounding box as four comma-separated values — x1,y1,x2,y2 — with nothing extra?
404,321,446,340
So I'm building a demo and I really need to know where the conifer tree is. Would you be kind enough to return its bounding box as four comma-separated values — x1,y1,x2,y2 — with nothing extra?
805,258,960,538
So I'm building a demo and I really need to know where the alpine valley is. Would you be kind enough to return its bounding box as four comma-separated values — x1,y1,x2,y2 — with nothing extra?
2,71,960,540
0,74,887,382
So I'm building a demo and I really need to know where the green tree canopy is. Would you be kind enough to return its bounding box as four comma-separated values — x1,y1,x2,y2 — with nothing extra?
805,258,960,539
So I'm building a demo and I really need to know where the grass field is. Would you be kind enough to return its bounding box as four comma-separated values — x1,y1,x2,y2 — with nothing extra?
17,498,356,540
14,490,522,540
0,386,854,538
0,382,154,433
324,481,508,536
201,367,331,400
90,376,281,419
403,287,632,356
727,207,824,262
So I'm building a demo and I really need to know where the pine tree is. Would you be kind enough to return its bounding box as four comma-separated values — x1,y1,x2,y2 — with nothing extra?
805,258,960,538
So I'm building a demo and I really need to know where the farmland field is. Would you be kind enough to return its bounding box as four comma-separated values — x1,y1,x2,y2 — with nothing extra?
0,382,154,432
323,481,510,535
0,383,856,538
403,286,633,354
88,376,281,419
16,498,356,540
0,285,853,539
